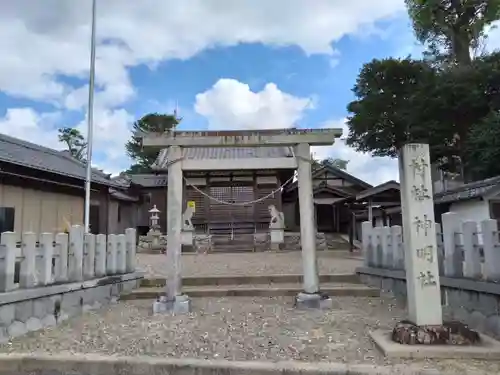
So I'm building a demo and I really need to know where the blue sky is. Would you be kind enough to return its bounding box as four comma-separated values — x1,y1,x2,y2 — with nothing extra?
3,1,496,185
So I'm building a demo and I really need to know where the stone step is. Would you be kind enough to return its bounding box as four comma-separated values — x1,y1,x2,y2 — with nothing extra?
121,283,380,299
210,246,256,253
140,273,360,287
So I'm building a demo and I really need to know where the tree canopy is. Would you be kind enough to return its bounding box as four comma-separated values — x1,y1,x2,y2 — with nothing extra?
405,0,500,66
58,127,87,162
125,113,180,174
465,111,500,179
345,58,438,158
345,52,500,179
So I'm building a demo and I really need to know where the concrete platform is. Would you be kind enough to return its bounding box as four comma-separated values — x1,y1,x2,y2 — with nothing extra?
370,329,500,360
140,273,360,287
121,283,380,300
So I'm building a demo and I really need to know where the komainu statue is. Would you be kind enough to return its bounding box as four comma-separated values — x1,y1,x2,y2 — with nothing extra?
182,205,194,231
268,204,285,229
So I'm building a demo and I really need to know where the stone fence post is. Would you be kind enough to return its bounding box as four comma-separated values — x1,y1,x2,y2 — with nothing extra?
0,232,16,292
68,225,84,282
94,234,107,277
106,234,117,275
125,228,137,272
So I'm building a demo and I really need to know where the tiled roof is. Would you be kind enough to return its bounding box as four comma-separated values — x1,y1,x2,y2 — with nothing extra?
285,164,372,193
109,188,139,202
127,174,168,187
0,133,119,187
434,176,500,204
356,180,400,201
153,146,293,170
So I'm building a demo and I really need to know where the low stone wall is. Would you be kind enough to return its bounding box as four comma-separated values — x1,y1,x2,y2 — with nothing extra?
0,272,143,342
140,232,334,253
356,267,500,339
0,353,440,375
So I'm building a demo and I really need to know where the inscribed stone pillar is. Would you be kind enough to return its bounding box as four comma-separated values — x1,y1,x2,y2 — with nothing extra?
399,143,442,326
166,145,183,300
296,142,319,294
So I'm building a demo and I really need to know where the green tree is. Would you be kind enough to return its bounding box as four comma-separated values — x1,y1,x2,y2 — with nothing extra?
345,53,500,180
405,0,500,66
58,127,87,162
345,58,438,159
416,59,493,174
465,111,500,179
125,113,180,174
462,53,500,179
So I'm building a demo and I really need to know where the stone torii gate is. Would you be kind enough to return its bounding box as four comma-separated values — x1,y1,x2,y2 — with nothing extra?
141,128,342,312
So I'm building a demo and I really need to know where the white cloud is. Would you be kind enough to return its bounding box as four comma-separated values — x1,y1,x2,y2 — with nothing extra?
0,108,62,149
0,106,133,176
195,79,313,129
193,78,398,185
0,0,406,173
0,1,406,103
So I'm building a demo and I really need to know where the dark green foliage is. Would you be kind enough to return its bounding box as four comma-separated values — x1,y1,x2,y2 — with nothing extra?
58,127,87,161
345,53,500,179
345,58,437,158
466,111,500,179
124,113,180,174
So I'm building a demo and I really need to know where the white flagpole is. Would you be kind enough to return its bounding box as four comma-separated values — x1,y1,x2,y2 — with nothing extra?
84,0,97,233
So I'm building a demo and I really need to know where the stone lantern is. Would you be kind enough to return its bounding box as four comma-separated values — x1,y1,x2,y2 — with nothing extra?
149,205,160,231
148,205,162,247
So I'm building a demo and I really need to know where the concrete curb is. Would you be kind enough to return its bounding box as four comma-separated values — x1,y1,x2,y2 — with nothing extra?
0,353,442,375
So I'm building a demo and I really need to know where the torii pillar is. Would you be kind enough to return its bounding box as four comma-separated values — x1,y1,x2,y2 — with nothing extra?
141,128,342,312
295,143,320,298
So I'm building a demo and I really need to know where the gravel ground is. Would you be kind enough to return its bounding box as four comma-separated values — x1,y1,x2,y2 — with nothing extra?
1,296,499,374
137,251,362,278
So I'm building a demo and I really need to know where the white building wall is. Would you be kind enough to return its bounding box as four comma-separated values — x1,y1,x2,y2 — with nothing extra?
449,199,490,223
